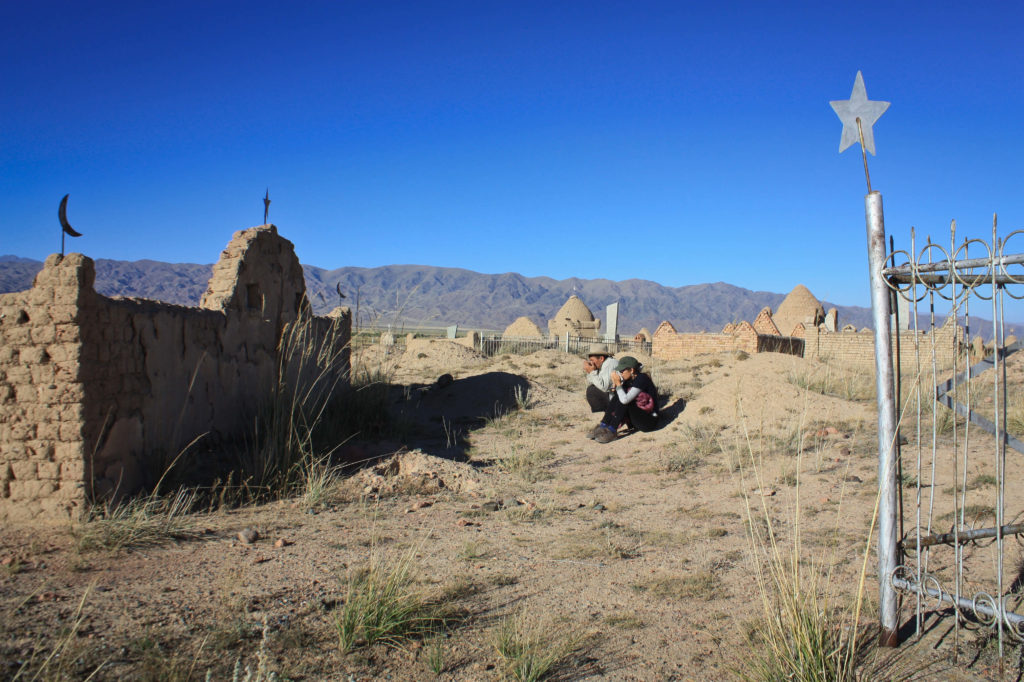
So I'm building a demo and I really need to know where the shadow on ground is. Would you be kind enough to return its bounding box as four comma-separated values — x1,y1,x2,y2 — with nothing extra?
335,371,531,465
656,397,687,426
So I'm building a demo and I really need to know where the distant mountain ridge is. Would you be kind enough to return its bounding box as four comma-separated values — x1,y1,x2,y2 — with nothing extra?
0,255,880,335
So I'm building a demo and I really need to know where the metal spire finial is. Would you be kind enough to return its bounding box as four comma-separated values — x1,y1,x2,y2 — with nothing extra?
263,188,271,224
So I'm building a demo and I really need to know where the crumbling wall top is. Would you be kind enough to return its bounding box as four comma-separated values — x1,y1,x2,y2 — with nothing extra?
200,224,307,329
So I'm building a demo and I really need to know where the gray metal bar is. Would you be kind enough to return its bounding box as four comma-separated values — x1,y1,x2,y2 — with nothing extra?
912,523,1024,548
933,341,1024,455
867,191,901,646
883,253,1024,277
991,221,1007,657
892,576,1024,632
937,341,1022,397
934,394,1024,456
888,273,1024,286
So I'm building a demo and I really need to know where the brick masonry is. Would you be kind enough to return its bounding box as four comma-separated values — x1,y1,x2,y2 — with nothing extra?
652,320,767,359
652,308,963,370
0,225,351,523
798,315,963,372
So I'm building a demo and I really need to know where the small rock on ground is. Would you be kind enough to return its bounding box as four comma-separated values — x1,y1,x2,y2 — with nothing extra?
238,528,259,544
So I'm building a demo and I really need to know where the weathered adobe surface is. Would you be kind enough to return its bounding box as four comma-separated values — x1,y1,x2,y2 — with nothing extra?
652,284,965,368
503,315,545,338
0,225,351,523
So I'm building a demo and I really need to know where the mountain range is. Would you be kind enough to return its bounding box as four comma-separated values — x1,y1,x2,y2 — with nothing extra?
0,254,878,335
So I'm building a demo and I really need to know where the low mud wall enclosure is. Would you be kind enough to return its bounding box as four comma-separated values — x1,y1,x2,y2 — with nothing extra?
0,225,351,522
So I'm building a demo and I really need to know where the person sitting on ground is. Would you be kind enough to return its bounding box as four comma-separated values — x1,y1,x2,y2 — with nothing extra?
590,356,660,443
583,343,619,414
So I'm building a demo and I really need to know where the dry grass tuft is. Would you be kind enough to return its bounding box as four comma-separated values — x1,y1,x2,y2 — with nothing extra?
635,571,725,601
787,362,875,402
492,611,583,682
74,488,203,552
334,547,450,653
735,402,873,682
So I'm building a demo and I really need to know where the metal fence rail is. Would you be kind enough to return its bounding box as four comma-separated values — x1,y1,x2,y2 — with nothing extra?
476,334,652,358
350,326,654,359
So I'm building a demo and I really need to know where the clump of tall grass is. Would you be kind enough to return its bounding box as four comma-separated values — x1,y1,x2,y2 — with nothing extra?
492,611,582,682
787,363,875,402
513,384,533,410
241,311,351,494
494,441,554,482
739,554,864,682
735,404,873,681
298,452,343,509
75,487,203,552
334,548,449,653
328,364,396,442
681,423,723,457
241,310,398,499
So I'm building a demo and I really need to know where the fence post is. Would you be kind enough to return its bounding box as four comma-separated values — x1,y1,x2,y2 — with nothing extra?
866,190,900,646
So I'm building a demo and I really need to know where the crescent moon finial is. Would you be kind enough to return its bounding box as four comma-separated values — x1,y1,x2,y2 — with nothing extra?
59,194,83,237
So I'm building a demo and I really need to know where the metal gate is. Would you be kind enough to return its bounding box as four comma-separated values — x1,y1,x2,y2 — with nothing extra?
871,215,1024,657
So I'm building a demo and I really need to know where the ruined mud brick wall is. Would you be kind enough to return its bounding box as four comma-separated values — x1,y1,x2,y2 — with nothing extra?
0,255,91,521
751,307,781,336
0,225,351,523
653,314,963,368
652,321,760,360
800,316,964,371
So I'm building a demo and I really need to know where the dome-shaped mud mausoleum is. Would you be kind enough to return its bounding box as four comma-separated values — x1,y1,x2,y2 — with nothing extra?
771,284,825,337
548,295,601,340
503,316,544,338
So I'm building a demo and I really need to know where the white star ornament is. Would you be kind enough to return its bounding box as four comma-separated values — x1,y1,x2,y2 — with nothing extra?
829,71,890,155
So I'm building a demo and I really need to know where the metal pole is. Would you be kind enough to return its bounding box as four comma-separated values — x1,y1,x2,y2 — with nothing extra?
866,190,900,646
890,236,904,553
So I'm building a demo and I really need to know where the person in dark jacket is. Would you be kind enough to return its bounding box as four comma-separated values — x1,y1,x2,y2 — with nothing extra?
590,355,660,443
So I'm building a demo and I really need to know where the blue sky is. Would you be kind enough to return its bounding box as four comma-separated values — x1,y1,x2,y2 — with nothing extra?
3,1,1023,309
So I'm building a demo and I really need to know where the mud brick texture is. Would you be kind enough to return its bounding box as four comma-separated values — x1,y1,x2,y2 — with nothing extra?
0,225,351,523
652,286,964,372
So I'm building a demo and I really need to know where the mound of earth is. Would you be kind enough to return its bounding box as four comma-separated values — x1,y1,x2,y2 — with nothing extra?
389,339,488,381
403,339,486,364
668,353,873,431
352,343,402,373
352,448,482,496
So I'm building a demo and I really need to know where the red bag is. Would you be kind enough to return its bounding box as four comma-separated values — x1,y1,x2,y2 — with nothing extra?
635,391,655,412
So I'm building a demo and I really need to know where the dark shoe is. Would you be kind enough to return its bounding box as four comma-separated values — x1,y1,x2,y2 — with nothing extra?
594,427,617,444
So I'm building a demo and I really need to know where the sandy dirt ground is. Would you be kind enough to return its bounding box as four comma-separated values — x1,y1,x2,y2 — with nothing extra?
2,340,1023,680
